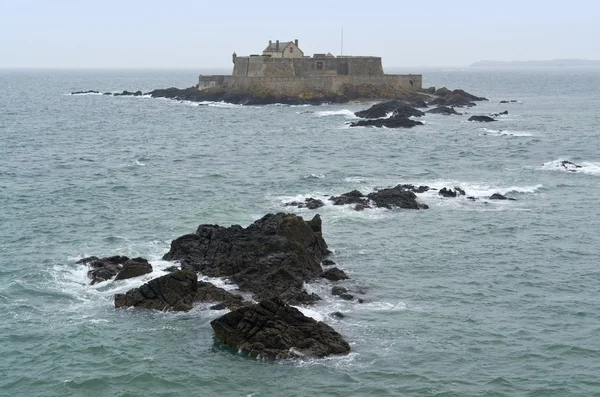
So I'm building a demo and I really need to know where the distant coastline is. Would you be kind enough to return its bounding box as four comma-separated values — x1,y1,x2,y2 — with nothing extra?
470,59,600,68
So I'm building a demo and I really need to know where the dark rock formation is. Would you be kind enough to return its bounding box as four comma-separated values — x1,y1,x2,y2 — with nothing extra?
468,115,496,122
426,106,462,115
114,257,153,281
429,88,487,108
210,298,351,358
285,198,325,210
329,190,369,207
489,193,516,201
331,286,354,300
368,185,429,209
321,267,349,281
197,281,246,310
70,90,99,95
354,100,425,119
331,312,345,319
113,90,143,97
439,187,466,198
78,255,129,285
560,160,582,171
500,100,518,104
164,266,179,272
349,115,423,128
396,184,431,193
321,259,336,267
491,111,509,117
114,270,199,311
162,213,330,303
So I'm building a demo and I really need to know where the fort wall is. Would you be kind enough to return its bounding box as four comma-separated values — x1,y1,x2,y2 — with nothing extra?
197,74,422,97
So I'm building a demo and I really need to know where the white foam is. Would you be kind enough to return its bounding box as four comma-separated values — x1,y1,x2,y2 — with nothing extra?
293,306,325,322
540,159,600,175
314,109,357,119
303,173,325,179
480,128,533,137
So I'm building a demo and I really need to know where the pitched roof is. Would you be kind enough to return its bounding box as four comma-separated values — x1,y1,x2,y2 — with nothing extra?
263,41,292,53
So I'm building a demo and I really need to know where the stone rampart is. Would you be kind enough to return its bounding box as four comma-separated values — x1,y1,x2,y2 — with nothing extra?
197,74,423,97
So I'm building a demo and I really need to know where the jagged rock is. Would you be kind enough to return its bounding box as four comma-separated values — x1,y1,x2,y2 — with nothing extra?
285,198,325,210
331,312,345,319
429,88,487,107
396,184,431,193
113,90,143,96
331,286,347,296
468,115,496,122
426,106,462,115
438,187,465,198
114,270,198,311
560,160,582,171
70,90,99,95
164,266,179,272
489,193,516,201
210,298,351,358
196,281,246,310
354,100,425,119
367,185,428,209
491,110,509,117
78,255,129,285
329,190,369,206
162,213,329,303
321,259,336,267
349,115,423,128
321,267,349,281
114,257,153,281
354,203,370,211
411,100,429,108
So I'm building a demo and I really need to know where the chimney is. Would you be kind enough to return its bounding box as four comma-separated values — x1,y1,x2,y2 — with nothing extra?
269,40,272,48
276,40,279,51
295,39,298,47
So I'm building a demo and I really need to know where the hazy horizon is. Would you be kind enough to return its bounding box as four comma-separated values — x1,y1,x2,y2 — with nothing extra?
1,0,598,69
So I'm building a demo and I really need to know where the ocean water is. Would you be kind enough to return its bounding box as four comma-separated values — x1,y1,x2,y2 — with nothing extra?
1,68,600,396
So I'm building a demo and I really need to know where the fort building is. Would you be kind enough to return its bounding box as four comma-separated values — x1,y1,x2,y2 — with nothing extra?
198,39,422,98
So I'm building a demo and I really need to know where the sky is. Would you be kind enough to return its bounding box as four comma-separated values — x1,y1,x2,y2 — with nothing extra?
0,0,598,69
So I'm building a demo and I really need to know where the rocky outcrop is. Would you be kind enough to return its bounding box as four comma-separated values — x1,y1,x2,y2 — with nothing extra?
349,116,423,128
367,185,429,209
429,88,487,108
426,106,462,115
468,116,496,122
439,187,466,198
162,213,330,303
329,190,370,208
113,90,143,96
331,286,354,301
70,90,99,95
354,101,425,119
77,255,130,285
491,111,508,117
114,257,153,281
114,270,199,311
210,298,351,358
560,160,583,171
285,198,325,210
320,267,349,281
197,281,247,310
489,193,516,201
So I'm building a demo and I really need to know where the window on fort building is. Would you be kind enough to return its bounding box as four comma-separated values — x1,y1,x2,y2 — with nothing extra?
316,61,323,71
290,47,293,53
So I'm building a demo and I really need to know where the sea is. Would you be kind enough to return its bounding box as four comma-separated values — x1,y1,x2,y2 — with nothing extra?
1,67,599,397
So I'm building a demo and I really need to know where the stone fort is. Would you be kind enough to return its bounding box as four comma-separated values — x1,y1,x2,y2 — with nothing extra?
198,39,422,98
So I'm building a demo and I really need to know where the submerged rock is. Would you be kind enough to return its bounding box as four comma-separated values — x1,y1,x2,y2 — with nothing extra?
113,90,143,96
468,115,496,122
197,281,247,310
439,187,466,198
490,110,509,117
114,257,153,281
329,190,369,207
429,88,487,107
560,160,583,171
210,298,351,359
114,270,198,311
162,213,330,303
